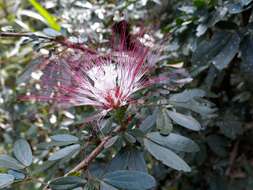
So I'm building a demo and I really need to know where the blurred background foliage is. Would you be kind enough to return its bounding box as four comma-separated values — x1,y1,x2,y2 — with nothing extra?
1,0,253,190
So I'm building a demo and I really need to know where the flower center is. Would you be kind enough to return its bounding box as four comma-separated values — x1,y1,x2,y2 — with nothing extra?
87,64,119,91
87,63,126,109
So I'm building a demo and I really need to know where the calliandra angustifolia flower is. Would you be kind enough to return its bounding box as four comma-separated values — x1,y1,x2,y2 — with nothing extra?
20,21,168,119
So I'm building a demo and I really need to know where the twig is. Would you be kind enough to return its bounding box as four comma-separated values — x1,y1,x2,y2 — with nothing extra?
226,141,239,176
0,32,51,39
0,32,96,54
65,125,124,176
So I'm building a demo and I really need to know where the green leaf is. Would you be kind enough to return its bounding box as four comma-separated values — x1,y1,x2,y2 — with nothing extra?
0,155,25,170
50,176,86,190
18,9,47,24
89,163,107,179
156,109,173,135
124,133,136,144
104,136,119,149
227,3,244,14
103,170,156,190
206,135,228,157
240,0,253,6
139,114,156,133
107,149,147,173
129,128,145,138
220,122,243,140
192,31,241,70
147,132,200,152
50,134,79,143
178,5,196,14
127,149,147,172
209,176,228,190
16,56,44,84
43,28,62,37
211,32,241,70
167,111,201,131
169,89,206,103
37,141,78,149
193,0,206,8
100,181,118,190
48,144,80,161
170,99,216,116
32,161,57,175
13,139,33,167
144,139,191,172
240,35,253,85
0,174,14,189
217,114,243,139
28,0,61,31
107,150,129,172
7,170,25,180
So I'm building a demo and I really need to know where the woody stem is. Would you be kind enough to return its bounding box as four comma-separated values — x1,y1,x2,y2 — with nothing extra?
65,125,125,176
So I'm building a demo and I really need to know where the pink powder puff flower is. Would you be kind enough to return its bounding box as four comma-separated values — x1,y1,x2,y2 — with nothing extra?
20,21,168,119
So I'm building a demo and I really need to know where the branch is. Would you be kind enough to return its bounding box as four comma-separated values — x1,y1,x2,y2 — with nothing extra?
65,135,111,176
0,32,51,39
0,32,96,54
65,126,124,176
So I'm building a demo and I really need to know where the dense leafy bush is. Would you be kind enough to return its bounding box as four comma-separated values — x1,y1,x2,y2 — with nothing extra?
1,0,253,190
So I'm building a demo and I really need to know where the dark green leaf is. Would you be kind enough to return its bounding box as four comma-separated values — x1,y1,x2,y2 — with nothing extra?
0,155,25,170
48,144,80,161
32,161,57,175
13,139,33,167
50,134,79,143
0,174,14,189
167,111,201,131
193,0,206,8
107,150,129,172
192,31,241,70
124,133,136,144
211,33,240,70
104,136,119,149
240,35,253,84
89,163,107,179
209,176,228,190
103,170,156,190
206,135,228,157
50,176,86,190
217,114,243,139
144,139,191,172
139,114,156,133
129,128,145,138
147,132,200,152
100,118,114,135
107,149,147,173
